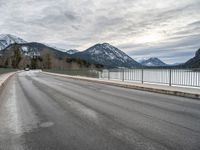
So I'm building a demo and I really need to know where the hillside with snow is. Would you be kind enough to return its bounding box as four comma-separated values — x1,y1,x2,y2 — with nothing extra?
0,34,26,50
72,43,141,68
139,57,168,67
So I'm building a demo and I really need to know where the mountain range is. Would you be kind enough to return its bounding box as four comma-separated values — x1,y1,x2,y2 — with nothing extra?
0,34,141,68
0,34,199,68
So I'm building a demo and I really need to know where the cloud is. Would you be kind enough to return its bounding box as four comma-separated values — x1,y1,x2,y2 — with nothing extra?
127,34,200,64
0,0,199,63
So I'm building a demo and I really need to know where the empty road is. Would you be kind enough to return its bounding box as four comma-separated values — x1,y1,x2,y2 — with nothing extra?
0,70,200,150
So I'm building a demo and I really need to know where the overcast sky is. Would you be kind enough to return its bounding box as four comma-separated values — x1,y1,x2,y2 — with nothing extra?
0,0,200,64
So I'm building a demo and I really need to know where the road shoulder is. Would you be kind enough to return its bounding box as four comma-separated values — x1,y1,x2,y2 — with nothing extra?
0,72,18,93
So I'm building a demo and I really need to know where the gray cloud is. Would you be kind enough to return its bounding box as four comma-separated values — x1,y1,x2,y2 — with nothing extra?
0,0,200,63
127,34,200,64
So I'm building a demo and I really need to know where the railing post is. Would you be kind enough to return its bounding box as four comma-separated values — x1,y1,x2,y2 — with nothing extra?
141,69,144,84
169,69,172,86
198,69,200,87
108,69,110,80
122,68,124,82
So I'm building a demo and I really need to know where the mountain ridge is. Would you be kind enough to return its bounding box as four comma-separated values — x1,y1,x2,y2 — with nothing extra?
1,34,198,69
66,49,79,55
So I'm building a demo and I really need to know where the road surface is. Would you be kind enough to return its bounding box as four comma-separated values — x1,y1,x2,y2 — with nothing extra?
0,70,200,150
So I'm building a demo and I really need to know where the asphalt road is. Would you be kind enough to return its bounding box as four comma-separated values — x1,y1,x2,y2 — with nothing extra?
0,70,200,150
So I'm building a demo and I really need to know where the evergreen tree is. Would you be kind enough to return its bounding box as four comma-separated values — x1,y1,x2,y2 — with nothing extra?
11,46,22,68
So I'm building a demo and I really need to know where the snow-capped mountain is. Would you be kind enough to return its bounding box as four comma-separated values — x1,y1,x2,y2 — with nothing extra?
72,43,141,68
0,34,69,58
0,34,27,50
139,57,167,66
66,49,79,55
0,42,69,59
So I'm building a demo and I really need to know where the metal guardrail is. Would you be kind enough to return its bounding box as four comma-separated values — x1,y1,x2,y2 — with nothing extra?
44,68,102,78
101,68,200,87
44,68,200,87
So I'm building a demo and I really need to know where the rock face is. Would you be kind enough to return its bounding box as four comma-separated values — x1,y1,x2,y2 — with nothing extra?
139,57,167,67
0,34,26,50
183,48,200,68
72,43,141,68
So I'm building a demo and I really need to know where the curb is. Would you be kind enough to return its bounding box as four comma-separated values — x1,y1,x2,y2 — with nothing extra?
0,72,18,93
42,71,200,100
